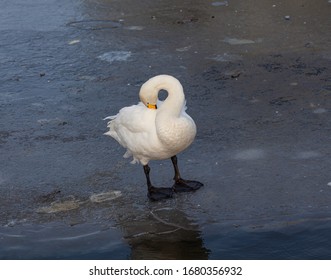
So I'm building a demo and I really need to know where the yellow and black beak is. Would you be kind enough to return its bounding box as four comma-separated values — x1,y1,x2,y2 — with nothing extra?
147,103,157,109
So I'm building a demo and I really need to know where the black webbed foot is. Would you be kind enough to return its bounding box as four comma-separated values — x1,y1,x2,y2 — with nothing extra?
173,178,204,193
148,186,174,201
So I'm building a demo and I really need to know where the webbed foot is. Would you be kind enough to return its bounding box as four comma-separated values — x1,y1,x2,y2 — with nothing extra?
173,178,204,193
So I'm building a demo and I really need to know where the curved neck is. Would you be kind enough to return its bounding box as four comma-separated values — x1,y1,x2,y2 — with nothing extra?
144,75,185,117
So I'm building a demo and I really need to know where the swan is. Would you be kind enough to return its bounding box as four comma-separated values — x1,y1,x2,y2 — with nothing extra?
104,75,203,201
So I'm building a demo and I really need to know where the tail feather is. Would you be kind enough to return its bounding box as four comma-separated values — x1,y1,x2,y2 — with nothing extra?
123,150,132,158
103,115,117,121
103,113,138,164
103,115,120,142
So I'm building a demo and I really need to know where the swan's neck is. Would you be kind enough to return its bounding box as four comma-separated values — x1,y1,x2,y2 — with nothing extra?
153,76,185,117
141,75,195,150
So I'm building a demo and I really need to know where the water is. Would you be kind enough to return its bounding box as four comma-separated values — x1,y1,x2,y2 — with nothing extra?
0,223,130,260
1,216,331,259
206,221,331,259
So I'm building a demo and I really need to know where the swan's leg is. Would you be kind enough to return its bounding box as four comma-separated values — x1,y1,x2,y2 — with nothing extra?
143,165,173,201
171,155,204,192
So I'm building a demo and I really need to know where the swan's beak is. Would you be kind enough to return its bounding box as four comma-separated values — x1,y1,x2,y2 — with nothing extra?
147,103,157,109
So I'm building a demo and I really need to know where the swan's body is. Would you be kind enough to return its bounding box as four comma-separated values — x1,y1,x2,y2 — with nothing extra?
105,75,203,200
105,75,196,165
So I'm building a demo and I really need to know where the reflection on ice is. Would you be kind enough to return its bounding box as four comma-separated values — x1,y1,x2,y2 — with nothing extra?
121,208,210,259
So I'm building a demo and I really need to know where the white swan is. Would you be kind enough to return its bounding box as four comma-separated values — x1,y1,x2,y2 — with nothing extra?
104,75,203,200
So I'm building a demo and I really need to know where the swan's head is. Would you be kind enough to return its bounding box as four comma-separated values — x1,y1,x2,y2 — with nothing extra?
139,81,158,109
139,75,183,109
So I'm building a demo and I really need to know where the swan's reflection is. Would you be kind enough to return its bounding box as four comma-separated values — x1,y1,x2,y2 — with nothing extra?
119,207,209,260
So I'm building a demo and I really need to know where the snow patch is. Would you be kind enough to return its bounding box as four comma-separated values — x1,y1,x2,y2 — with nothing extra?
296,151,321,159
234,148,266,160
98,51,132,64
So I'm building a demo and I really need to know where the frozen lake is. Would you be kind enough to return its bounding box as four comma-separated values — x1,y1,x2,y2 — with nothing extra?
0,0,331,259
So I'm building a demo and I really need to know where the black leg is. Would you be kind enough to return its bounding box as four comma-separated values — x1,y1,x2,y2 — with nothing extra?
171,155,181,181
171,155,204,192
143,164,173,201
143,165,153,188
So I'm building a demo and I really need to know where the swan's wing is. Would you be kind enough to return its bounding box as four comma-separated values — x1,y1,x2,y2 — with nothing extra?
104,102,156,142
104,102,159,165
113,102,156,133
